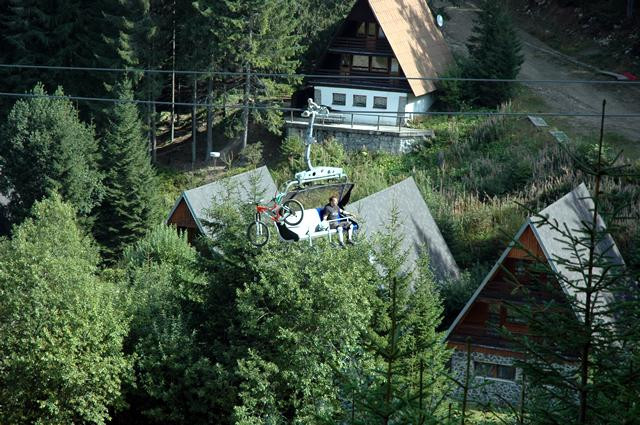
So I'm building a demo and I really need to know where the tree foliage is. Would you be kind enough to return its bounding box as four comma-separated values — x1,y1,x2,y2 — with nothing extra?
510,125,640,425
0,83,103,225
94,78,160,261
114,224,213,425
464,0,524,107
0,0,139,125
0,194,131,425
341,222,451,425
232,240,377,424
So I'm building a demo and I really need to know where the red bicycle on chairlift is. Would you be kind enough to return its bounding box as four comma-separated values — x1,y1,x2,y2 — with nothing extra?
247,192,304,247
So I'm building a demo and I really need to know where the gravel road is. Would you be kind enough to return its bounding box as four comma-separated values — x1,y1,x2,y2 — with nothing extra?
435,1,640,144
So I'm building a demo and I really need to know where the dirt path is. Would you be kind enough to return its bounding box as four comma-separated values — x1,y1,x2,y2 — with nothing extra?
435,1,640,145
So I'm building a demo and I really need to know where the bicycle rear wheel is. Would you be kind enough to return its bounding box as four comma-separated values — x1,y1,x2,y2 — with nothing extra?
247,221,270,247
282,199,304,225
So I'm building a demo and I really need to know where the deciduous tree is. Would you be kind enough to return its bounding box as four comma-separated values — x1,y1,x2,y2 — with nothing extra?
0,194,131,424
0,83,103,226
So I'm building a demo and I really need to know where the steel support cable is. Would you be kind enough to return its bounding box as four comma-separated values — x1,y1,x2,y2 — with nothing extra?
1,63,640,85
1,91,640,118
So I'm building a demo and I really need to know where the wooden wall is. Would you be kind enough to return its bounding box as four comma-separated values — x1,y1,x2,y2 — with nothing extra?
168,198,198,229
167,198,200,244
508,226,545,259
447,224,565,356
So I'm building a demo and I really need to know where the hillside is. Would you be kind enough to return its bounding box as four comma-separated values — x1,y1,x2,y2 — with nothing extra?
435,0,640,150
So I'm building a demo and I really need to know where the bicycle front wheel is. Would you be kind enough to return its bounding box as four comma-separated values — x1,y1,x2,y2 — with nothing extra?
282,199,304,225
247,221,270,247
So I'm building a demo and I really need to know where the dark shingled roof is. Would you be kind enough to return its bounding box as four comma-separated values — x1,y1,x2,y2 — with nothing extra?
167,166,277,234
349,177,460,282
446,183,627,338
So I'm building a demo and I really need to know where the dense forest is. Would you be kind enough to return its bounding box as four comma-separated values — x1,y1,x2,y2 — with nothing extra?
1,0,639,424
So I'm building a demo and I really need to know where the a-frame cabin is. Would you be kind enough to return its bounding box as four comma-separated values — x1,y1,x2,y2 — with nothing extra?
166,166,277,243
309,0,452,126
445,184,627,404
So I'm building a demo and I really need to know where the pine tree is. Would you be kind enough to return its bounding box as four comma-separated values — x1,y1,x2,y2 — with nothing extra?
0,194,131,424
94,78,159,261
293,0,353,70
193,0,302,149
0,83,103,225
510,105,640,424
0,0,137,124
343,221,451,424
465,0,524,107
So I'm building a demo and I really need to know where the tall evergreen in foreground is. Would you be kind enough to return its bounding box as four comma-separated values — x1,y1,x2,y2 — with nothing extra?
343,223,451,424
94,79,159,261
0,83,103,226
511,107,640,425
466,0,523,106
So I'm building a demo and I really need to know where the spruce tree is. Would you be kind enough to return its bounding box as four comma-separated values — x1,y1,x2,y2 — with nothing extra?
0,83,103,225
193,0,302,148
0,0,137,123
94,78,159,261
343,221,451,424
509,106,640,424
466,0,524,107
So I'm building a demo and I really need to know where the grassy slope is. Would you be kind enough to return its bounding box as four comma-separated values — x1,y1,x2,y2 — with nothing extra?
158,85,640,321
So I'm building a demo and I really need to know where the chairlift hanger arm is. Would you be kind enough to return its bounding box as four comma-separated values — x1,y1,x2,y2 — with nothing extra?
291,99,346,188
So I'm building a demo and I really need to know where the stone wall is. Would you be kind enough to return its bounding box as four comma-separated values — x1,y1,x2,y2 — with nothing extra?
450,350,523,406
285,123,433,154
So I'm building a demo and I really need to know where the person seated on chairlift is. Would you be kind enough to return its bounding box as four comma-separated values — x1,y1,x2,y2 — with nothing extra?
321,195,354,245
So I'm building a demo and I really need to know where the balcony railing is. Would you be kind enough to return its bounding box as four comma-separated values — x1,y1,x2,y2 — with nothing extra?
309,69,411,92
328,36,394,55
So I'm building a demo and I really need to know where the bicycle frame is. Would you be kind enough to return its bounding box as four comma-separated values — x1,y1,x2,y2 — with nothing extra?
255,200,284,223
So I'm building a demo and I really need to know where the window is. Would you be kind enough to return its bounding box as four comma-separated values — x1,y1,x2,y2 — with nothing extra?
378,26,386,39
474,362,516,381
373,96,387,109
357,22,366,37
371,56,389,72
332,93,346,106
340,54,351,68
367,22,377,37
390,58,399,74
353,95,367,107
352,55,369,70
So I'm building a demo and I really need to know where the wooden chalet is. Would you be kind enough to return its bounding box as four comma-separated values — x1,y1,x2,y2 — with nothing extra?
309,0,452,126
445,184,627,404
166,166,277,243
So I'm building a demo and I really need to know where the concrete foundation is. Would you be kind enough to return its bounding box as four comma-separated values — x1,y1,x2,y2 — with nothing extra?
285,119,434,154
450,350,523,406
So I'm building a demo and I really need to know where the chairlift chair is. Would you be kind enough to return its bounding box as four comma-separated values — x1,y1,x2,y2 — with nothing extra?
247,98,359,247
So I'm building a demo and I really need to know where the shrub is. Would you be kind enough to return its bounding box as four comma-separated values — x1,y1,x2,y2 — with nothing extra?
241,141,264,166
